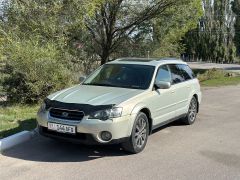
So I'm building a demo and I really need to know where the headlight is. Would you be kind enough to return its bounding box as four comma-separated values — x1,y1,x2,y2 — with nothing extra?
38,102,46,113
88,107,123,121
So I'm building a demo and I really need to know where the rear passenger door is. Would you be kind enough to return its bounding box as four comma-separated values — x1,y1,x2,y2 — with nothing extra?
168,64,193,117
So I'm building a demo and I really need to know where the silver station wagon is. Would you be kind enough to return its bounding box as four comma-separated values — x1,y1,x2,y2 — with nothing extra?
37,58,201,153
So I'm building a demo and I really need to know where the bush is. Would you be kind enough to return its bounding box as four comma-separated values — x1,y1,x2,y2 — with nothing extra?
2,39,73,104
197,68,226,82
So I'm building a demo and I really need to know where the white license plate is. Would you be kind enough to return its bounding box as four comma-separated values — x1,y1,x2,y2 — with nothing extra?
48,122,76,134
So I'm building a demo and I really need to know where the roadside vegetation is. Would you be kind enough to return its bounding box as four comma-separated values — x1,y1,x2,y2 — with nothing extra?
194,69,240,87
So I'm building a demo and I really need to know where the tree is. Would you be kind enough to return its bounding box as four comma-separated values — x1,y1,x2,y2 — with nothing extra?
0,0,103,103
232,0,240,57
85,0,183,64
152,0,203,57
183,0,237,63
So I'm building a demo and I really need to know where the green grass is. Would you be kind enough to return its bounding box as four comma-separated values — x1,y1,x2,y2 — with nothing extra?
194,68,240,87
0,105,39,138
201,76,240,87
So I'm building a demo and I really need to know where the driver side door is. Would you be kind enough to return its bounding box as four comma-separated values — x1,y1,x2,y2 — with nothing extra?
148,65,176,126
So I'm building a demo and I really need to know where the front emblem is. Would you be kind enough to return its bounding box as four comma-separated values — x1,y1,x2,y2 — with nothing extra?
62,112,69,118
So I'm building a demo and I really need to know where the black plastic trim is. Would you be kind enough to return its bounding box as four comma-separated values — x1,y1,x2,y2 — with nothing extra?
45,98,114,115
152,113,187,131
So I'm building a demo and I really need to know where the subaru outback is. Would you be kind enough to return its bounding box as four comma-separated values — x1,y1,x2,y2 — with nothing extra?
37,58,201,153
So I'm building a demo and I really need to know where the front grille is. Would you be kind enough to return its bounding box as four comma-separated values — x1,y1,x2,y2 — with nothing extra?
49,108,84,121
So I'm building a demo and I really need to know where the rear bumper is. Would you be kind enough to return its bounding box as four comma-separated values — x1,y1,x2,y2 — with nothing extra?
38,126,129,145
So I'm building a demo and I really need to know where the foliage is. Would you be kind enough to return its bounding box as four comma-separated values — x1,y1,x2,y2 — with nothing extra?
183,0,237,63
197,68,227,82
232,0,240,57
0,0,103,103
195,68,240,86
0,0,239,104
153,0,203,57
85,0,191,64
2,37,73,103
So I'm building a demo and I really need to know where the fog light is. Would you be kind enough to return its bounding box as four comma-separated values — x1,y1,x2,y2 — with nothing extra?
100,131,112,141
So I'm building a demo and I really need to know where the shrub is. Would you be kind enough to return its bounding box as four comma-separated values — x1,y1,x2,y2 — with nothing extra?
2,39,73,104
197,68,226,82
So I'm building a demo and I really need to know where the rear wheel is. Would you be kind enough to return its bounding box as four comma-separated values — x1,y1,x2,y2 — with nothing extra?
183,96,198,125
121,112,149,154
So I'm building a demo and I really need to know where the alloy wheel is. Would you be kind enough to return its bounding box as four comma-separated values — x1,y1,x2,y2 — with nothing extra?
188,98,197,122
134,117,147,148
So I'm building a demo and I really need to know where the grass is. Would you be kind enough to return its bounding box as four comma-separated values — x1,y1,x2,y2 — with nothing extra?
200,76,240,86
193,68,240,87
0,105,39,138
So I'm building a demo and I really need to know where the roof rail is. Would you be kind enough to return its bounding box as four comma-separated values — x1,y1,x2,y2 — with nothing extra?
115,57,156,62
113,57,183,63
156,57,182,61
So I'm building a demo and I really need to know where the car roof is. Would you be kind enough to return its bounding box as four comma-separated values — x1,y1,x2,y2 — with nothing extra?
107,57,187,67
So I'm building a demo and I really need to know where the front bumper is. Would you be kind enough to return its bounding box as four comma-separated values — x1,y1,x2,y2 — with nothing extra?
37,111,133,144
38,126,129,145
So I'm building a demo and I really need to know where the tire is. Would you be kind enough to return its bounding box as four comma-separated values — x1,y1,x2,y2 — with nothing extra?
182,96,198,125
121,112,149,154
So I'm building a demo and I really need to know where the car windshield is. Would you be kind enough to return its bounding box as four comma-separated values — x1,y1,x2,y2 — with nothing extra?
83,64,155,89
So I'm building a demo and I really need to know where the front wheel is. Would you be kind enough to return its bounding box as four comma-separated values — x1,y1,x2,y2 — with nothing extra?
121,112,149,154
182,96,198,125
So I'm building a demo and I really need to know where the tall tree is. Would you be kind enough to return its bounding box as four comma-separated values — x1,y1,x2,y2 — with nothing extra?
183,0,237,63
232,0,240,57
85,0,183,64
152,0,203,57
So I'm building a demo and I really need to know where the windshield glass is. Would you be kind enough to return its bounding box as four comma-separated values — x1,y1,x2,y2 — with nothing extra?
83,64,155,89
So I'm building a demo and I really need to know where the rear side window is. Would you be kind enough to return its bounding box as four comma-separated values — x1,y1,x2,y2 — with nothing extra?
169,64,195,84
169,64,185,84
178,64,195,80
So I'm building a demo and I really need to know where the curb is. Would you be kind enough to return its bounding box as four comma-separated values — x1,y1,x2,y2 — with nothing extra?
0,129,38,153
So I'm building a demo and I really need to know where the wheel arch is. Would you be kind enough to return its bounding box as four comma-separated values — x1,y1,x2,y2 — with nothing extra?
131,104,153,135
193,94,199,113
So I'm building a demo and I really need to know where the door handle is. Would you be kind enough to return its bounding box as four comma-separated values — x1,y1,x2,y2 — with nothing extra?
187,86,190,89
171,90,175,94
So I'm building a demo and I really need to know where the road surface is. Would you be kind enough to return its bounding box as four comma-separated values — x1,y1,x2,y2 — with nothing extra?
188,62,240,73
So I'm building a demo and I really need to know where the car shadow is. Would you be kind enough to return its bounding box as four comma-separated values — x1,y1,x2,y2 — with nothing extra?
2,120,186,162
0,118,37,138
2,135,128,162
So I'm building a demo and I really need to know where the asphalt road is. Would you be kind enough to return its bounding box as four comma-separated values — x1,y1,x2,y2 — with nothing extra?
1,86,240,180
188,62,240,70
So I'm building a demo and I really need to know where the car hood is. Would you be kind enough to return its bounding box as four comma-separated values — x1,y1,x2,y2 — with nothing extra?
47,85,144,106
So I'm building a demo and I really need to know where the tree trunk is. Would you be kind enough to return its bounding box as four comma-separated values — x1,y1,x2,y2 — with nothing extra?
100,48,110,65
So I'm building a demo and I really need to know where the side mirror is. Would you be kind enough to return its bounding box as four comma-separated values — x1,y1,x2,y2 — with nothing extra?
79,76,86,83
155,80,171,89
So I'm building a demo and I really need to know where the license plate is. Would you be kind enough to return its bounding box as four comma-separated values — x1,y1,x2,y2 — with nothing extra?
48,122,76,134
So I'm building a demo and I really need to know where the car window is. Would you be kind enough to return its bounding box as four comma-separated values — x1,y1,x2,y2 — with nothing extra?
169,64,185,84
177,64,193,81
156,65,171,82
83,64,155,89
180,64,196,79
